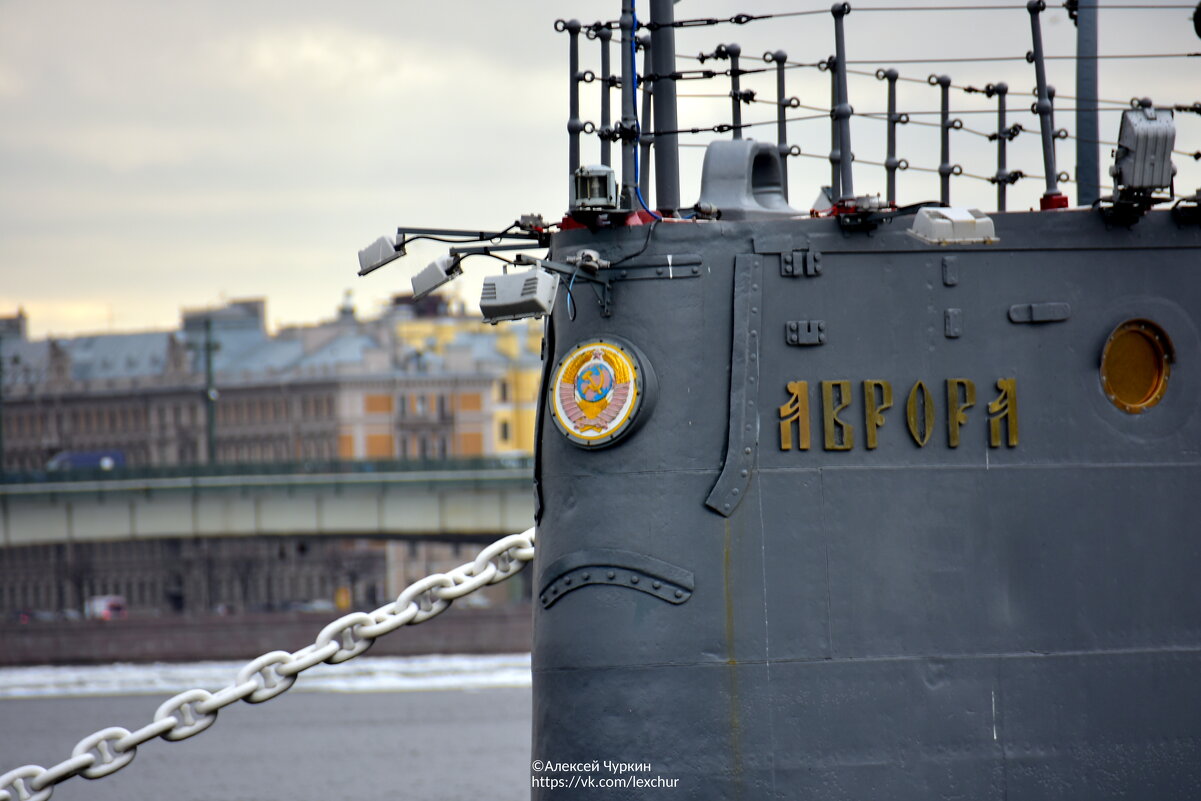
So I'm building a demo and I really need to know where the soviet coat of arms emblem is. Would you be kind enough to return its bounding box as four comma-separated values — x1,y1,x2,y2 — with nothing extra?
549,337,651,448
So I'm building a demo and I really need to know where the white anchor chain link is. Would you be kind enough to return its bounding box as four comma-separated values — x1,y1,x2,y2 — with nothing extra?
0,528,536,801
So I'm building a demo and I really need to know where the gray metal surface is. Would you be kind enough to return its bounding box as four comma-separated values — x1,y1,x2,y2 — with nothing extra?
532,202,1201,798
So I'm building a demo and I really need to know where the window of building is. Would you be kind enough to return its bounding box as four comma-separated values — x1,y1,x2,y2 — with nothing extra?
364,394,394,414
366,434,394,459
457,431,483,457
499,421,511,442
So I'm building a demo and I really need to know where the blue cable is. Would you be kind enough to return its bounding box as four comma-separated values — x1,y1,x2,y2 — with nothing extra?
566,268,579,320
630,4,663,220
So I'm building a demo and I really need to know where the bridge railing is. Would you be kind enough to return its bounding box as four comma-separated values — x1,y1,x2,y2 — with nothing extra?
0,456,534,486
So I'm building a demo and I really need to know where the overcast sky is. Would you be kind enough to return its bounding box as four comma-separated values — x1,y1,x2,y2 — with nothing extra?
2,0,1197,339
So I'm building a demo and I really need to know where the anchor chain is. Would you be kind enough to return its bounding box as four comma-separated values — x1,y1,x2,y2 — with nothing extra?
0,528,536,801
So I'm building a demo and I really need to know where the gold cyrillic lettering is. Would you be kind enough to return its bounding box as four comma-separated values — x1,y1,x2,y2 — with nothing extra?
822,380,854,451
988,377,1019,447
946,378,976,448
778,381,811,451
906,380,934,447
863,380,893,449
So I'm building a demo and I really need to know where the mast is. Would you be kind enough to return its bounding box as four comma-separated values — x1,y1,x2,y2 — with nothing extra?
1075,0,1100,206
650,0,680,213
619,1,637,208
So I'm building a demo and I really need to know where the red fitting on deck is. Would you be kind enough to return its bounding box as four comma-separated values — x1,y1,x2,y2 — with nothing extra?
560,209,661,230
1040,193,1069,210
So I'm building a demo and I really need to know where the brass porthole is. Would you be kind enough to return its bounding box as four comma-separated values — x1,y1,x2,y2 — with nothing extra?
1100,319,1173,414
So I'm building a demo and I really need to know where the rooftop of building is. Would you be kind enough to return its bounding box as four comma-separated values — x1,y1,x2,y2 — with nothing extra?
0,293,543,392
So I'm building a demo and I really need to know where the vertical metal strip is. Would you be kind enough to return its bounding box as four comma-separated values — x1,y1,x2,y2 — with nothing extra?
706,254,763,517
995,82,1009,211
638,32,654,203
1075,0,1100,206
767,50,790,201
829,63,840,201
882,68,900,204
831,3,854,201
1027,0,1063,201
937,74,952,206
619,2,637,207
599,27,613,168
649,0,680,211
729,44,743,140
566,20,583,176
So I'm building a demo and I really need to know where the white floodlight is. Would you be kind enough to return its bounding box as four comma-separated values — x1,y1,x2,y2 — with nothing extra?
357,236,405,275
411,254,463,300
1111,105,1176,192
480,268,560,324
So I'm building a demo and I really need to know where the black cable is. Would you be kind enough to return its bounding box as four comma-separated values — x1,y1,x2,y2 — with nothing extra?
612,221,660,266
855,4,1028,9
478,252,518,266
489,224,521,242
403,234,498,246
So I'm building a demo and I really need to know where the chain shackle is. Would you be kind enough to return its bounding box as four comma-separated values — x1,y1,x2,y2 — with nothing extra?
395,573,456,623
71,727,134,779
0,765,53,801
314,612,376,664
236,651,298,703
155,689,219,741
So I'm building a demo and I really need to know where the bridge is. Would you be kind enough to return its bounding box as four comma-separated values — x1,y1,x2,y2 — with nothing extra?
0,459,536,622
0,458,535,545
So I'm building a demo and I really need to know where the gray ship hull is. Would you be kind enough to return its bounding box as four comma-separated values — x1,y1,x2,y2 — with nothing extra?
532,209,1201,798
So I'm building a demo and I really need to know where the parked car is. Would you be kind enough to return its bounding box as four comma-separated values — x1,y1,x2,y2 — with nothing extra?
85,595,127,621
46,450,126,471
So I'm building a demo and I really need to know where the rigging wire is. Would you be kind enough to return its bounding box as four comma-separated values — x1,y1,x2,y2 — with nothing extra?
651,112,830,138
606,8,1200,202
856,3,1196,8
625,2,1195,30
846,53,1199,64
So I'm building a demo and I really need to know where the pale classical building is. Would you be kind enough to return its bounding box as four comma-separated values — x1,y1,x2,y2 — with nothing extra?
0,294,543,472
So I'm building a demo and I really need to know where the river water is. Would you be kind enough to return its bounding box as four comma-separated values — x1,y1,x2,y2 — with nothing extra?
0,657,532,801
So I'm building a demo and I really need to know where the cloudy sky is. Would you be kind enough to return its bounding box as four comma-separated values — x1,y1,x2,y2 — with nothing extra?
2,1,1197,339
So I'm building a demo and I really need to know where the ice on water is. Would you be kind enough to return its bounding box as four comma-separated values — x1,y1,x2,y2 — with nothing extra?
0,653,532,698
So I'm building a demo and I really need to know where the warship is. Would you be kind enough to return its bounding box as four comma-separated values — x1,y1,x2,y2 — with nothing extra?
365,0,1201,797
3,1,1200,799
